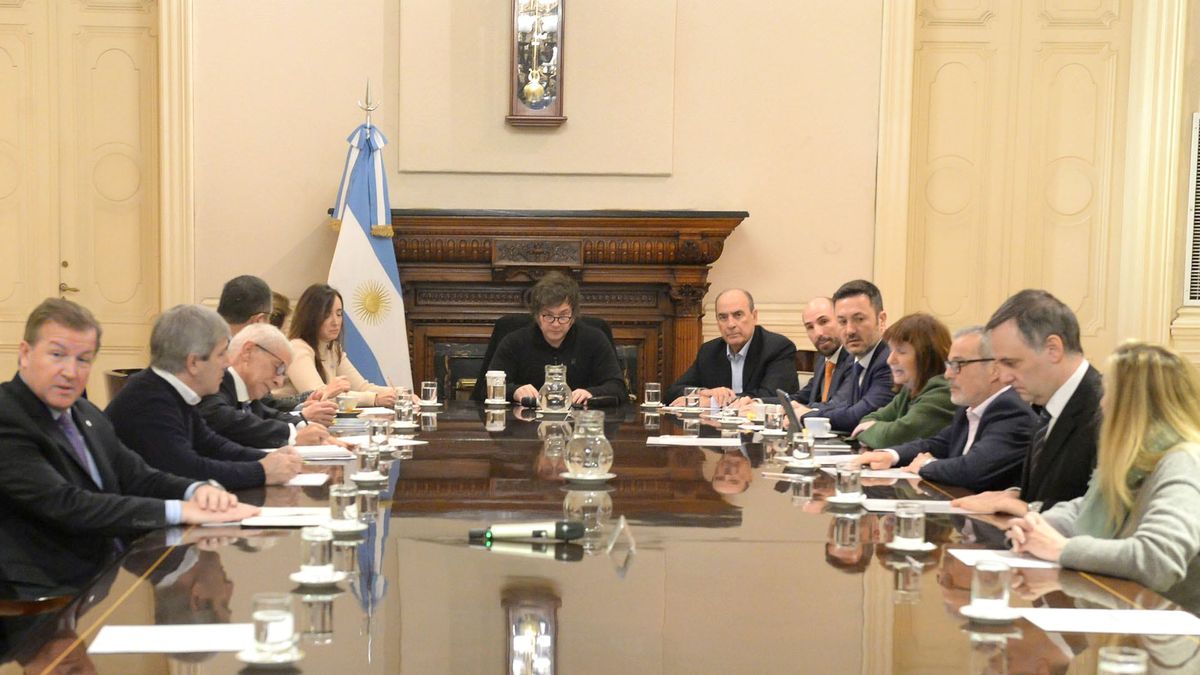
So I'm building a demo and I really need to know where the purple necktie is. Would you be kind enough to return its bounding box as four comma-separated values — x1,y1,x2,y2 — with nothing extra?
57,410,103,488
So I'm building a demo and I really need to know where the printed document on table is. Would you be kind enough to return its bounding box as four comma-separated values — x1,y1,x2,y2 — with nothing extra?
236,507,330,528
646,436,743,447
356,406,394,415
948,548,1061,569
285,473,329,487
293,445,355,460
339,434,428,447
864,499,990,515
821,468,919,479
89,624,254,654
1022,608,1200,635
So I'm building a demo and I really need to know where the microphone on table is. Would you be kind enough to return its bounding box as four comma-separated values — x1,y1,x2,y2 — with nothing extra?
518,396,538,408
468,520,585,542
579,395,619,408
469,539,584,562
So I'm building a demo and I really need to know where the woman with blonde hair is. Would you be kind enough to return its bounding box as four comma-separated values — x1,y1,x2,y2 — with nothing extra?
1008,341,1200,603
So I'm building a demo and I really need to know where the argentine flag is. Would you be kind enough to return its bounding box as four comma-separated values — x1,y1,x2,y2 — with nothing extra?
327,123,413,390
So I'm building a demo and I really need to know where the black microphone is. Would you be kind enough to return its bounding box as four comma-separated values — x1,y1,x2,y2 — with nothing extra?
519,396,538,408
580,395,619,408
468,520,585,542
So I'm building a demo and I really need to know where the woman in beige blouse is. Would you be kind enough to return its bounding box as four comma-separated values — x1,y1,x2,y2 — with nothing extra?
273,284,397,408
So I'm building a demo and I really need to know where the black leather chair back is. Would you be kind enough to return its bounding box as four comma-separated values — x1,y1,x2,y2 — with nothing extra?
470,314,617,401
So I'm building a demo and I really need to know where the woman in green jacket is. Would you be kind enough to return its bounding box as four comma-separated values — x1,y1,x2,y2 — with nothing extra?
852,313,956,449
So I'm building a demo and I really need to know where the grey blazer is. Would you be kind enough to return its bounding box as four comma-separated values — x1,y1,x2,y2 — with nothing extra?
1043,444,1200,607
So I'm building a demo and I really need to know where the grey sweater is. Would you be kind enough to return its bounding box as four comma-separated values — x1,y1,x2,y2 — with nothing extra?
1043,444,1200,607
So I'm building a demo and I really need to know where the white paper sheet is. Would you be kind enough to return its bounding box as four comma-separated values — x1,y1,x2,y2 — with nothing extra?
339,434,428,447
820,468,920,479
812,454,858,465
88,623,254,654
646,436,743,447
1021,608,1200,635
356,406,394,416
863,499,990,515
285,473,329,487
294,445,355,460
239,506,330,528
948,548,1061,569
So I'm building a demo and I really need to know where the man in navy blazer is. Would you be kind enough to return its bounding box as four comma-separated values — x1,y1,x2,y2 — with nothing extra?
0,299,256,596
106,305,303,491
666,289,798,406
792,280,895,432
793,297,849,405
853,327,1037,492
197,323,336,450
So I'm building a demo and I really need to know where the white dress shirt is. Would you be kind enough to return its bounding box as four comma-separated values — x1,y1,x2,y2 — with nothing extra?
727,334,753,395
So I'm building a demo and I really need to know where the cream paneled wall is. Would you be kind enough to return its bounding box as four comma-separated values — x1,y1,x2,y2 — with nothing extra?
904,0,1131,358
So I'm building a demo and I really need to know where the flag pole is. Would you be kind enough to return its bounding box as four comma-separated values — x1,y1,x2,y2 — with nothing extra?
357,79,378,130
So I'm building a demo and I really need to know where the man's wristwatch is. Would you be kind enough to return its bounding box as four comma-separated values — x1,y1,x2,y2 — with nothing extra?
204,479,226,492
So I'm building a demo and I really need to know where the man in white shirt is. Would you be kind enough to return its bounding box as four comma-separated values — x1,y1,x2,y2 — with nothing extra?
952,290,1102,515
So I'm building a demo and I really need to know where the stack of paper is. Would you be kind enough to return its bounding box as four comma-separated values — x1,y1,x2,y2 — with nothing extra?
646,436,743,447
239,507,330,528
863,498,988,515
1022,608,1200,635
294,445,355,460
89,624,254,654
948,548,1060,569
285,473,330,487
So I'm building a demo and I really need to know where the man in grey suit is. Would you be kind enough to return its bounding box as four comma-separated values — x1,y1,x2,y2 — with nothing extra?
853,327,1037,492
793,297,847,405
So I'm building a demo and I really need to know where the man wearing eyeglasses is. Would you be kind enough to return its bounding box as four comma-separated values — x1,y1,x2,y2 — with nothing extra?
853,326,1037,492
490,272,627,405
106,305,303,490
196,323,338,449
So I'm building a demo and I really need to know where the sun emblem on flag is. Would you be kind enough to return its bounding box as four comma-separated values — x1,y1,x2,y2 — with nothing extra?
352,280,391,326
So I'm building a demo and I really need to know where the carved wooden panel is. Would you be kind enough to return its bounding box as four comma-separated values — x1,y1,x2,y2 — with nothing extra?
0,22,39,322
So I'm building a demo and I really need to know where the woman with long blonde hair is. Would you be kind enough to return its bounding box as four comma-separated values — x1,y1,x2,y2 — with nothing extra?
1007,341,1200,602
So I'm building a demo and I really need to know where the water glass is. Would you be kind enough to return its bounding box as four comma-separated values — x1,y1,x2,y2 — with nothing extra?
333,538,360,572
968,632,1007,674
970,561,1012,612
790,475,815,504
684,386,701,408
252,592,295,654
893,501,926,548
368,419,391,449
485,408,506,431
420,380,438,405
764,404,784,432
357,489,380,520
420,412,438,432
393,387,414,424
835,463,862,499
682,417,701,436
894,562,922,604
299,526,334,581
642,413,660,430
329,484,358,522
356,448,379,473
301,597,334,643
832,512,861,547
1098,646,1148,674
643,382,661,406
485,370,506,402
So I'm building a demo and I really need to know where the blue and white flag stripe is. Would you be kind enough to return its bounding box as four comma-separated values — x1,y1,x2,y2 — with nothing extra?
328,124,412,390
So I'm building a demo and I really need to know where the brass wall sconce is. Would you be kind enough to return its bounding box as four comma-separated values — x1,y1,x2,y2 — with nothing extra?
507,0,566,126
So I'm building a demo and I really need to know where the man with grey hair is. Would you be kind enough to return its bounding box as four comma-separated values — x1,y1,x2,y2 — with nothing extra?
197,323,337,448
666,288,798,406
106,305,302,490
952,289,1102,515
852,326,1038,492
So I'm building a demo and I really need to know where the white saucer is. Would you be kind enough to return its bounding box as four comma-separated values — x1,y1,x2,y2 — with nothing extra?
237,646,304,667
759,428,787,436
560,471,616,483
778,457,819,470
825,493,867,505
959,604,1022,624
418,401,442,408
640,402,664,408
678,407,704,416
809,432,838,439
389,438,428,447
350,471,386,484
325,519,368,533
484,398,509,406
391,421,419,430
886,540,938,553
288,569,347,586
738,424,764,432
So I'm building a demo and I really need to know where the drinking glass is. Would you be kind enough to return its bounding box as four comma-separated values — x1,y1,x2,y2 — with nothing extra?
252,593,296,654
356,448,379,474
329,484,358,522
893,501,926,548
1098,646,1148,674
357,489,380,521
485,408,506,432
420,412,438,432
682,417,701,436
368,419,391,450
299,526,333,581
643,382,661,406
832,512,861,547
790,475,815,504
894,562,922,604
420,380,438,405
393,386,414,424
763,404,784,432
970,561,1012,612
968,632,1007,674
684,386,701,408
642,413,660,430
835,463,862,499
300,597,334,644
333,538,359,572
485,370,506,402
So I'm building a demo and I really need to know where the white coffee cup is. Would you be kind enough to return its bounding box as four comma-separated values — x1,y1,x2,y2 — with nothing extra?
804,417,832,436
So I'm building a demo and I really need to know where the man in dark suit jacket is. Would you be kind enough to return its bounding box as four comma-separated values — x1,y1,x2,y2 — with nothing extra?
792,280,895,432
952,290,1102,515
197,323,336,449
667,289,798,405
854,327,1038,492
106,305,303,491
0,299,255,596
793,297,848,405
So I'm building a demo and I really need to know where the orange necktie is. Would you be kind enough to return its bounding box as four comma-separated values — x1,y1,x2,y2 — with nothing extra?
821,359,836,402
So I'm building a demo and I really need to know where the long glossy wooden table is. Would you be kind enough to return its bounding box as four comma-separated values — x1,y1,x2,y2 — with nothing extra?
3,402,1198,674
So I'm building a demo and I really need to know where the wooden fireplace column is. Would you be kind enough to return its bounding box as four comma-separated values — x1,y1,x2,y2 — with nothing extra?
389,209,745,396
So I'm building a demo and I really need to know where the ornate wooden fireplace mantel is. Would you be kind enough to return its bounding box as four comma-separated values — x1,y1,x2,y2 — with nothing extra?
390,209,746,399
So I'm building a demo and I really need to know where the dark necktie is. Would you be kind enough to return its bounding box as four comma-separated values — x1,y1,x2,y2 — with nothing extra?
850,362,865,401
57,410,103,488
1028,407,1053,474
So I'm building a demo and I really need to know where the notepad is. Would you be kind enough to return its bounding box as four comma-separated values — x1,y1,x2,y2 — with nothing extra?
239,507,330,528
285,473,329,487
863,499,989,515
1022,608,1200,635
294,445,355,460
89,624,254,654
339,434,428,447
948,548,1061,569
356,406,395,416
646,436,743,447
